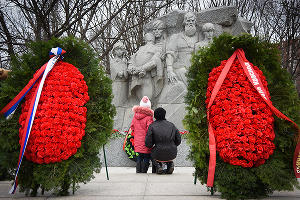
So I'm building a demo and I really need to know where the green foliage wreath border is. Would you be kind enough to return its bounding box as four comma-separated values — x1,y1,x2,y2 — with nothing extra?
0,37,115,196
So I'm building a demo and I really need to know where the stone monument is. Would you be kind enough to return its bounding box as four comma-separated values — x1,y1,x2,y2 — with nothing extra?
109,6,252,131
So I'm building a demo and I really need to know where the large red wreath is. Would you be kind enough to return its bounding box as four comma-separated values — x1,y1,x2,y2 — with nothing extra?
206,59,275,168
19,61,89,164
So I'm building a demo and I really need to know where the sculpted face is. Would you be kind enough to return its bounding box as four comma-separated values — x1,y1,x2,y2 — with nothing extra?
185,17,195,27
114,47,125,58
153,27,164,39
202,23,215,40
204,30,214,40
112,42,126,58
184,12,197,37
145,33,155,44
152,20,165,39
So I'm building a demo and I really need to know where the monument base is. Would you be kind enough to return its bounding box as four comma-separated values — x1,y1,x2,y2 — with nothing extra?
100,138,192,167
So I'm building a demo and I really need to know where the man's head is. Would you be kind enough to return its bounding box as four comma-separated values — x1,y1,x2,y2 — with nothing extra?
154,107,166,120
152,20,165,39
183,12,197,37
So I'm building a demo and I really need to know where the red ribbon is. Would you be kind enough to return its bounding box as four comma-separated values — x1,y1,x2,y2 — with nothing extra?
206,49,300,187
123,128,132,151
206,51,237,187
237,49,299,129
294,143,300,178
0,63,47,115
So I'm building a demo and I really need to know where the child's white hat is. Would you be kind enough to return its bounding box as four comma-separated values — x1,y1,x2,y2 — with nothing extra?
139,96,151,108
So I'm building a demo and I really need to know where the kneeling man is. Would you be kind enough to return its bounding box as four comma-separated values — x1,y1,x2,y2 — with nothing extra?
145,107,181,174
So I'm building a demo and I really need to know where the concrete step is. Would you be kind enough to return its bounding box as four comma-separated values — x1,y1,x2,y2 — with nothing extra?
1,167,299,200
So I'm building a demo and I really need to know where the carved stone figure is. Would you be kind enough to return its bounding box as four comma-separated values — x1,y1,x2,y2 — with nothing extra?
166,12,198,86
108,7,252,131
152,19,166,51
152,19,166,98
110,42,128,106
128,33,163,101
195,23,215,49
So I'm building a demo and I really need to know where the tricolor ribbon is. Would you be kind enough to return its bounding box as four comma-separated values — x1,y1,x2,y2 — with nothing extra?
0,47,66,194
206,49,300,187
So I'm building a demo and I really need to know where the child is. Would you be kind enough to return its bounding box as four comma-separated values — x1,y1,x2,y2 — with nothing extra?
130,96,154,173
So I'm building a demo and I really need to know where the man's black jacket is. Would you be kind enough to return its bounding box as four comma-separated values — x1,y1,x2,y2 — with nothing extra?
145,120,181,161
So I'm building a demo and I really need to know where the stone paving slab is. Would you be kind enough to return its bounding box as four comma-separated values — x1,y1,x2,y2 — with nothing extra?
0,167,299,200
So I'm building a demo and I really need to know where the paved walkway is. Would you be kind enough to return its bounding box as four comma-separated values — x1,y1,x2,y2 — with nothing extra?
0,167,299,200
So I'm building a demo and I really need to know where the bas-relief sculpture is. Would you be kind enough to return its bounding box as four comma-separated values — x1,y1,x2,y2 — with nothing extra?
110,6,252,131
128,33,163,101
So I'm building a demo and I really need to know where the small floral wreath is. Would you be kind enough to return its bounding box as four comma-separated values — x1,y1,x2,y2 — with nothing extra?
123,128,139,161
206,59,275,168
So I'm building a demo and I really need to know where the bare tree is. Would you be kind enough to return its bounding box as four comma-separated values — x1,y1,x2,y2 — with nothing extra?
0,0,104,67
0,0,175,69
0,0,298,85
172,0,299,81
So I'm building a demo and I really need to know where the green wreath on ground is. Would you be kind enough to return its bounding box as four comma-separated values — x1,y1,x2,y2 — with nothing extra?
184,33,300,200
123,128,139,161
0,37,115,196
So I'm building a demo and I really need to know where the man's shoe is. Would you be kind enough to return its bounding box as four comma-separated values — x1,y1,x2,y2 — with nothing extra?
152,163,156,173
166,161,174,174
156,161,164,174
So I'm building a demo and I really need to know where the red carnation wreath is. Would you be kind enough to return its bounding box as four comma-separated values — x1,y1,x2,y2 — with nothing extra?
19,61,89,164
206,58,275,168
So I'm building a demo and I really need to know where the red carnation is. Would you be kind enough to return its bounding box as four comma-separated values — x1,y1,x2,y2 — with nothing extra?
206,59,275,168
19,61,89,164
